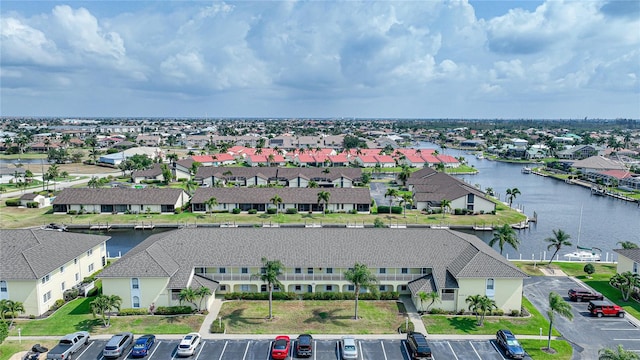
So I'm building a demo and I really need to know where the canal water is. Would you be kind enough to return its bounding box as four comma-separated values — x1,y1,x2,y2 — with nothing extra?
79,143,639,262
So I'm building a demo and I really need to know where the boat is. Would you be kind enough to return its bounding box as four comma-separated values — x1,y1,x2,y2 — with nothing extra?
41,223,68,232
476,152,484,159
591,187,606,196
521,166,532,174
563,246,602,262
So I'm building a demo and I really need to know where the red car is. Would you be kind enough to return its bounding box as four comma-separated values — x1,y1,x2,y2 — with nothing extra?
271,335,290,360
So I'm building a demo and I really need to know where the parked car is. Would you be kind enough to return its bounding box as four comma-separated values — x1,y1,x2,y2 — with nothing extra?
271,335,291,360
588,301,626,318
296,334,313,357
131,334,156,357
340,336,358,360
46,332,90,360
103,332,133,359
568,288,603,302
496,329,525,359
176,333,201,357
406,332,432,359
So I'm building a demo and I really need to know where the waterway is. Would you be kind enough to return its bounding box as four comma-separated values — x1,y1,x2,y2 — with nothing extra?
78,143,639,262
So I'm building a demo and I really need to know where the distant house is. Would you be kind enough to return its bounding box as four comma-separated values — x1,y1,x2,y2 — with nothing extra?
99,228,528,314
131,163,165,184
172,158,194,180
0,230,109,316
614,249,640,275
191,187,371,214
98,147,164,166
571,156,627,174
196,167,363,188
0,166,25,184
557,145,601,160
52,188,188,214
191,154,236,167
19,193,50,208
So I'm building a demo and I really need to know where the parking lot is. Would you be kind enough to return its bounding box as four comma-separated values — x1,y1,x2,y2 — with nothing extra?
525,276,640,359
73,337,520,360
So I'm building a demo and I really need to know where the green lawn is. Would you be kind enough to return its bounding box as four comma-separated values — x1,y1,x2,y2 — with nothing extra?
520,339,573,360
582,279,640,319
8,297,202,336
513,261,617,279
421,298,560,336
0,340,59,360
217,300,405,334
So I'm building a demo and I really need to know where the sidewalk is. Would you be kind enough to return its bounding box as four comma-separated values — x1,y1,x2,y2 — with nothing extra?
400,296,428,335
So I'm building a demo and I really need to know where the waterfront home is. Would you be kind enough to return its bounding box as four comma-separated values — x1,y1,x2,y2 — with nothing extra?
196,167,363,188
557,145,601,160
0,230,109,316
614,249,640,275
411,173,495,213
98,228,527,314
52,188,189,214
190,187,371,214
98,146,164,166
0,166,25,184
570,156,627,174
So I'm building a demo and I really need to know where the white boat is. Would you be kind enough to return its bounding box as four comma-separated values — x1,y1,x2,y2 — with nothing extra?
521,167,532,174
476,152,484,159
563,248,601,262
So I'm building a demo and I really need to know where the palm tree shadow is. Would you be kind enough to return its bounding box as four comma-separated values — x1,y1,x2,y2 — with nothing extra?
303,308,346,327
225,308,263,327
75,318,102,332
446,317,477,333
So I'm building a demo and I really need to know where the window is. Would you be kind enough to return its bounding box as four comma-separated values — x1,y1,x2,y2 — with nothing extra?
0,281,7,292
295,285,302,291
171,289,181,300
326,268,333,274
240,285,250,292
260,267,266,274
75,273,79,282
241,267,248,274
132,278,139,289
195,267,206,274
307,268,313,274
379,268,386,274
60,266,64,273
442,289,455,301
326,285,333,291
421,268,429,274
74,258,78,265
467,193,475,203
43,291,51,303
486,278,495,290
219,267,226,274
486,278,495,299
379,285,385,291
634,262,638,274
87,249,93,256
401,268,408,274
88,263,94,272
41,274,50,284
133,296,140,308
61,282,66,291
400,285,407,291
347,285,355,291
295,268,302,274
220,285,227,291
260,285,267,292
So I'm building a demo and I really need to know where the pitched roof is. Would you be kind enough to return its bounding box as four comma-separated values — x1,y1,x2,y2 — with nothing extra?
571,156,627,170
197,166,362,182
191,187,371,204
99,228,527,290
53,188,186,205
411,173,490,203
614,248,640,263
131,163,163,178
0,230,109,280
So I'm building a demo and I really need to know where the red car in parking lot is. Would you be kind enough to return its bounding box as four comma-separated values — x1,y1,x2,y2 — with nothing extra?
271,336,290,360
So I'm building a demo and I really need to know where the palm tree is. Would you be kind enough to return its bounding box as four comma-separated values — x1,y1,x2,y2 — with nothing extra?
90,295,122,327
609,271,640,301
435,162,445,172
546,292,573,351
47,164,60,191
308,180,318,188
178,288,198,308
161,163,172,184
465,294,483,325
489,224,520,255
88,176,100,188
317,190,330,216
2,300,25,328
598,345,640,360
270,194,283,215
440,199,451,218
205,197,218,216
255,257,284,320
195,286,213,312
545,229,572,264
384,188,399,214
400,193,413,218
477,296,497,326
418,291,440,313
505,188,521,207
485,187,494,197
398,166,411,187
617,241,639,249
185,179,198,196
344,262,378,320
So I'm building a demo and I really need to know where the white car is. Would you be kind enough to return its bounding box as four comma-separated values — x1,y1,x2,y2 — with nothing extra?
176,333,201,357
340,336,358,360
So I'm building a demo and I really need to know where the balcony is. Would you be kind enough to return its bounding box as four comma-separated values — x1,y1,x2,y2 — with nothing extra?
197,273,422,282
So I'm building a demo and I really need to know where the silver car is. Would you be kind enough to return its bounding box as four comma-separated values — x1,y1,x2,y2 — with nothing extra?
340,336,358,360
103,332,133,358
176,332,201,357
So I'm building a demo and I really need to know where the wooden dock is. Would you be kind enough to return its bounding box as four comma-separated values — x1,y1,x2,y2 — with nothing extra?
473,225,493,231
89,224,111,230
134,223,155,230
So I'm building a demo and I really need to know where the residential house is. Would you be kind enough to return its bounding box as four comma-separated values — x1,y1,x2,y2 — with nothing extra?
196,167,363,188
557,145,601,160
570,156,627,174
190,187,371,214
0,166,25,184
136,135,162,147
52,188,188,214
98,228,528,314
613,249,640,275
98,147,164,166
19,193,50,208
131,163,166,184
0,230,109,316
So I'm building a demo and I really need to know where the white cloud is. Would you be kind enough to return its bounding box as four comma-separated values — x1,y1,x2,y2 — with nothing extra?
0,17,61,66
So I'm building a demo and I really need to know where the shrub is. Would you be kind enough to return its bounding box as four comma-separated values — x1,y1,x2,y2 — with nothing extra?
430,308,447,314
0,320,7,344
454,208,464,215
285,208,298,214
67,210,78,215
398,321,415,333
373,218,386,228
49,299,66,312
491,309,504,316
4,199,20,207
510,309,521,317
584,263,596,276
350,209,358,214
266,208,277,214
63,289,79,302
27,201,40,208
174,208,182,214
376,206,402,214
248,209,258,214
154,306,194,315
118,308,150,316
210,320,225,334
232,208,241,214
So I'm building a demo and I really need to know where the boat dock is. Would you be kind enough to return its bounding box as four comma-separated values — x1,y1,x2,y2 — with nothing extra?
134,222,155,230
89,223,111,230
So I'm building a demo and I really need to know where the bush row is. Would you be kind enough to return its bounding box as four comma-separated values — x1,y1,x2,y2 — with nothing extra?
428,308,518,316
223,291,400,301
118,308,151,316
153,306,194,315
210,321,225,334
376,206,403,214
5,199,20,207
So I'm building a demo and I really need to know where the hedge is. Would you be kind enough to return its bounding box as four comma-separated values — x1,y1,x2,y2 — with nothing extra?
223,291,399,301
376,206,403,214
0,320,8,344
210,321,225,334
4,199,20,207
27,201,40,208
285,208,298,214
118,308,150,316
232,208,241,214
266,208,277,214
154,306,194,315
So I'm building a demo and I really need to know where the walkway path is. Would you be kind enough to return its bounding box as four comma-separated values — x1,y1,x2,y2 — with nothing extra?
400,296,428,335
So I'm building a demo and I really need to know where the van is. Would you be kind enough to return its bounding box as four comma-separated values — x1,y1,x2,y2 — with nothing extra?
406,332,432,360
103,333,133,358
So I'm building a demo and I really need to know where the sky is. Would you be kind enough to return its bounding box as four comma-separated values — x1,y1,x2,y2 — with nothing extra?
1,0,639,119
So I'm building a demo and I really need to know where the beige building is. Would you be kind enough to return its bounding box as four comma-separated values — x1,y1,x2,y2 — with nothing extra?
52,188,189,214
0,230,109,316
99,228,527,313
614,249,640,275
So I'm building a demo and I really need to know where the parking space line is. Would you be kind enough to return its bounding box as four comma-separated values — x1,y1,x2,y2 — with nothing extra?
217,340,228,360
314,340,317,360
76,341,94,359
490,341,507,360
614,339,640,341
194,341,206,360
266,341,273,360
469,341,482,359
358,340,363,360
380,340,388,360
147,340,161,359
242,341,250,360
447,342,460,360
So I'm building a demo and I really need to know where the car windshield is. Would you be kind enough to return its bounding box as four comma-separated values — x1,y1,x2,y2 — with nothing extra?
178,344,191,349
134,344,146,349
274,341,287,349
507,339,521,347
105,346,117,350
344,345,356,351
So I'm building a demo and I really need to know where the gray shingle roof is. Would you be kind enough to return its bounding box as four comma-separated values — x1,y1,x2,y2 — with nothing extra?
53,188,186,205
191,187,371,205
408,275,436,293
0,230,109,280
132,163,163,178
99,228,527,290
614,248,640,263
411,172,490,203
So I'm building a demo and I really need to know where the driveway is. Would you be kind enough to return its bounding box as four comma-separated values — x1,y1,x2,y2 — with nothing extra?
524,276,640,359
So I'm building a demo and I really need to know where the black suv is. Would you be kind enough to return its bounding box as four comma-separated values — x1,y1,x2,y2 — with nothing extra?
496,329,525,359
296,334,313,357
406,332,432,360
568,288,604,302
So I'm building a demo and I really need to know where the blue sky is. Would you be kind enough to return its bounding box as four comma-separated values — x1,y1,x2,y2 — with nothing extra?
1,1,639,119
